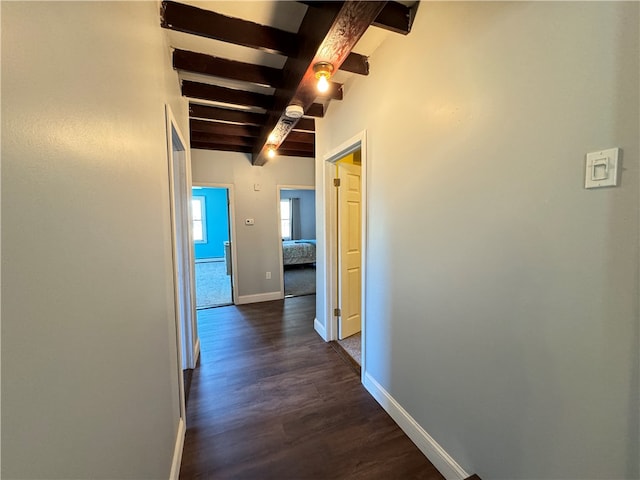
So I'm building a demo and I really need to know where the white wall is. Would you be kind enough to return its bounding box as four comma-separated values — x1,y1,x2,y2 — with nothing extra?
191,150,314,300
2,2,188,478
316,2,639,479
281,189,316,239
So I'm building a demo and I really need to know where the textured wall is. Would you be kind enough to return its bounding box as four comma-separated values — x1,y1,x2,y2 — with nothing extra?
2,2,188,478
316,2,639,478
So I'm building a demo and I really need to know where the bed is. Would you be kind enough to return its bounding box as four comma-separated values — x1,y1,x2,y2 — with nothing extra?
283,240,316,266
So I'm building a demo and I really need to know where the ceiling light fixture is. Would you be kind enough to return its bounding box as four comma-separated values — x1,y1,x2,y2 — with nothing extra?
267,145,277,159
313,62,334,93
285,104,304,119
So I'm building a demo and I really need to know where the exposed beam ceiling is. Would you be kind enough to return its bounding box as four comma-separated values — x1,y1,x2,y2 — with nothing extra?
162,1,371,75
161,1,418,162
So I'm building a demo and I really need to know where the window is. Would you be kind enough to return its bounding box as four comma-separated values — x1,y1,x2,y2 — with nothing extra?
280,199,291,240
191,196,207,243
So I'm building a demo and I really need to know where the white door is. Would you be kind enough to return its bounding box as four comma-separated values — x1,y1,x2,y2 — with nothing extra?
337,161,362,340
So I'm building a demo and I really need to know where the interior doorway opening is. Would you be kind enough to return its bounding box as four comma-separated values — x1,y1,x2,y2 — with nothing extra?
192,184,238,309
165,104,193,477
323,131,368,375
277,186,317,298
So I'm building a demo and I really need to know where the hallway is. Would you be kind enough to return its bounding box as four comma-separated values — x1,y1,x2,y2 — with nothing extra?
179,296,443,479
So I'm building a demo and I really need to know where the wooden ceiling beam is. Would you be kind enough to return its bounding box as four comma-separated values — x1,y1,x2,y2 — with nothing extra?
340,53,369,76
174,49,281,87
161,1,296,55
298,1,416,35
281,139,315,152
190,119,259,138
286,131,315,144
373,1,418,35
189,103,316,131
191,132,318,154
190,120,315,144
252,1,387,165
190,142,314,158
174,49,343,96
183,80,331,113
182,81,272,109
305,103,324,118
189,103,265,126
292,117,315,132
191,132,255,147
277,148,315,158
191,142,253,154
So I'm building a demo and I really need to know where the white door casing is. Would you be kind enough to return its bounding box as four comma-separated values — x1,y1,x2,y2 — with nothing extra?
166,104,194,479
322,130,368,379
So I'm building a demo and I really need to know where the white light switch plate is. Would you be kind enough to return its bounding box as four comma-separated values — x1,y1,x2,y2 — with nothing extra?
585,148,619,189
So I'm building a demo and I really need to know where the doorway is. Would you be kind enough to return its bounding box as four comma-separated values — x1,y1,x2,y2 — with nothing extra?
192,184,238,309
165,105,193,477
323,131,368,374
335,152,362,364
277,186,316,298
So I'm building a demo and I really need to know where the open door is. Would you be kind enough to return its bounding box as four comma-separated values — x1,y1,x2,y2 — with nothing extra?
337,157,362,340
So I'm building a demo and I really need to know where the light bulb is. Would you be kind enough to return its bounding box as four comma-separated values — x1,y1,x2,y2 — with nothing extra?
317,74,329,93
267,146,276,159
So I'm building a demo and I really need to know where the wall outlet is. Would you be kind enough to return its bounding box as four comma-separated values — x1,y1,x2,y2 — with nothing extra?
266,271,271,279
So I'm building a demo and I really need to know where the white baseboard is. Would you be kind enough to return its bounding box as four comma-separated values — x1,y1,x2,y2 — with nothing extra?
169,417,185,480
236,291,282,305
313,317,327,341
363,372,469,480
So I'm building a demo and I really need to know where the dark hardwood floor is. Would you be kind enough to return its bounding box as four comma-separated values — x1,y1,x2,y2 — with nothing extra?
180,295,444,479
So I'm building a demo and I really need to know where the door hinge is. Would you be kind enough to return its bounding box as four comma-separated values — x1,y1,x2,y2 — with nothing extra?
334,308,341,317
333,178,341,187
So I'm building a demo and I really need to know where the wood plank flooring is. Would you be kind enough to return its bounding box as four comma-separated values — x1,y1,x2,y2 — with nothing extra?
180,295,444,479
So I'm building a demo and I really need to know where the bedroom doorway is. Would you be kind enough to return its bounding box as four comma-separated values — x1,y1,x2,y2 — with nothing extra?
277,186,316,298
192,184,238,309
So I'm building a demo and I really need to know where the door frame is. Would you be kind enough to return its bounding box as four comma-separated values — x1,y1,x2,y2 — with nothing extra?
322,130,368,378
165,104,192,480
166,105,198,373
276,185,316,298
191,183,239,306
